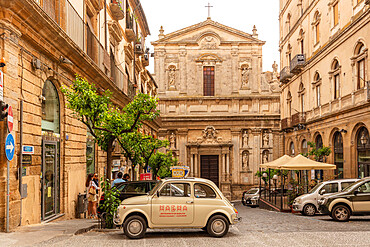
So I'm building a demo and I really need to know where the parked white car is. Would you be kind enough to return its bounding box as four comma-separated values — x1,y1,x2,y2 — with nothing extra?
292,178,358,216
114,177,241,239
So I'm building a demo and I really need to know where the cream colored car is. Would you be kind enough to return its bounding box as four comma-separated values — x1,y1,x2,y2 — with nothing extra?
114,177,241,239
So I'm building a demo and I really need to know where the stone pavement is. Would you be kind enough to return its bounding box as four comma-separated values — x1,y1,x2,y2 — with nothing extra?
1,203,370,246
0,218,98,247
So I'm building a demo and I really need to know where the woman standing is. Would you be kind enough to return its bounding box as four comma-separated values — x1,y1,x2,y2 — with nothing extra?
86,173,100,219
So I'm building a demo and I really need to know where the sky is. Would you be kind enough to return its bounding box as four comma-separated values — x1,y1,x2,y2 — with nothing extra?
140,0,280,73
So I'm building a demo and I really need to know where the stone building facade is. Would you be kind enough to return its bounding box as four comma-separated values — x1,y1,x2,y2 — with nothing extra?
0,0,158,231
279,0,370,179
152,18,282,200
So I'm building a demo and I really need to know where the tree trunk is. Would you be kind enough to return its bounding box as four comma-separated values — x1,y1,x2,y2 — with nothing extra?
106,138,114,181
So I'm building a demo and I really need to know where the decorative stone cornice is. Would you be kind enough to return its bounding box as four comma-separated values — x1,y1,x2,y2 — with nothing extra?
152,18,265,45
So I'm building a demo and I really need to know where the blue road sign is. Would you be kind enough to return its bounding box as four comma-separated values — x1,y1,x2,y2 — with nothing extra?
5,133,15,161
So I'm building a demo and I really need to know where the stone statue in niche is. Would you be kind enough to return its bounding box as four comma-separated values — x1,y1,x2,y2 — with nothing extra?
169,132,176,149
168,65,176,89
242,130,249,148
262,151,269,164
201,36,217,49
241,65,250,88
242,151,249,170
262,130,269,147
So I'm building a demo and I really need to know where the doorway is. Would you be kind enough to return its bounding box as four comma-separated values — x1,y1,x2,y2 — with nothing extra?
200,155,219,187
42,141,59,220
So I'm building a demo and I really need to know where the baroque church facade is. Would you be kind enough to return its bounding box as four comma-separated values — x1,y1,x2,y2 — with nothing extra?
152,18,282,199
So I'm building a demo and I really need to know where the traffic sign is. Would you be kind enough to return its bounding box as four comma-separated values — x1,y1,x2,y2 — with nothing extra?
5,133,15,161
7,105,13,132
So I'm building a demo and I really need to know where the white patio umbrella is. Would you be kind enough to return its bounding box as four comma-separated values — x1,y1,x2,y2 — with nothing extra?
260,154,292,169
280,154,336,170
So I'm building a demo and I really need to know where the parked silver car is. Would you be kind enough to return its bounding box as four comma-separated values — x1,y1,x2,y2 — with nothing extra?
292,178,358,216
242,187,263,207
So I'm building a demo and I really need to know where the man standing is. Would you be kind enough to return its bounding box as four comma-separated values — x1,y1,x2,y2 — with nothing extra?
112,172,125,187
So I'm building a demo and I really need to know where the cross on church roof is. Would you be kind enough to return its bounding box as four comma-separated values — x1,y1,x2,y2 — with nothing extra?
205,2,213,18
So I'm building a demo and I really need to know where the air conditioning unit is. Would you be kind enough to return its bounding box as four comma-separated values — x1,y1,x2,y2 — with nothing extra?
135,44,142,51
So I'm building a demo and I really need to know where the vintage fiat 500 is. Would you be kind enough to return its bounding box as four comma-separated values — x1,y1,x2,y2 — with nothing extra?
114,177,241,239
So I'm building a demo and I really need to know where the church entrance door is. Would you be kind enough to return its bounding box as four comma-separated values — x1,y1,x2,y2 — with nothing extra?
200,155,219,187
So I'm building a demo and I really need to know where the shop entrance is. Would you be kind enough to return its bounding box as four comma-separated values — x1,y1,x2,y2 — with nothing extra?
42,141,59,220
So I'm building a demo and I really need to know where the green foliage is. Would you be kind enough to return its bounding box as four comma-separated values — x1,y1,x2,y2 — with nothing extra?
255,169,279,184
100,179,121,228
61,76,160,177
117,131,169,172
149,151,177,179
307,141,331,162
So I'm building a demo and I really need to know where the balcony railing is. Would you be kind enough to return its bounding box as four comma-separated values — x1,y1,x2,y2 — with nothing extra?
41,0,59,23
63,0,130,97
125,14,136,42
280,66,292,83
109,0,125,20
281,117,292,130
290,54,306,74
291,112,306,126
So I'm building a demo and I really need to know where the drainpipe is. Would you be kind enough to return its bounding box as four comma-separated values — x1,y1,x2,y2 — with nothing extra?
18,100,23,226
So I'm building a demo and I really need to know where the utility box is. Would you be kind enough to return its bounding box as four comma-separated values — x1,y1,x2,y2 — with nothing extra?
77,193,88,215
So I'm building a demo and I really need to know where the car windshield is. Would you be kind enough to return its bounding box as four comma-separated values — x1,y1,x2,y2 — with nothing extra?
343,180,362,192
308,182,323,194
247,189,258,194
149,180,163,195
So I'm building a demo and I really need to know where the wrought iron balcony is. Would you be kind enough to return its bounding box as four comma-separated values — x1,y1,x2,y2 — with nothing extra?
280,66,292,83
290,54,305,74
127,80,136,100
291,112,306,127
109,0,125,20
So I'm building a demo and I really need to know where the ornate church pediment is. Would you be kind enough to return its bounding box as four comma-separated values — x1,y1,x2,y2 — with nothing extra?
197,126,223,144
197,33,220,50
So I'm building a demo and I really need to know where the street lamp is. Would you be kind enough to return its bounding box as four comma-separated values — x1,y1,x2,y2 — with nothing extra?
273,174,278,205
262,172,267,199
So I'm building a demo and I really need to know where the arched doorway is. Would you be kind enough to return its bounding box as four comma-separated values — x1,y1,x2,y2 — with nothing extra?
357,127,370,178
41,80,60,220
333,132,343,178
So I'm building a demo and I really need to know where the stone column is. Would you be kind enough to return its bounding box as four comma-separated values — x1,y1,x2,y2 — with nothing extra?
177,128,188,164
231,128,241,184
251,52,259,93
156,48,166,94
231,47,239,94
179,47,187,94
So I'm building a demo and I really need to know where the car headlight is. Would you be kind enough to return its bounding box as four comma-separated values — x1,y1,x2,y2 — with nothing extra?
318,198,327,205
251,196,258,200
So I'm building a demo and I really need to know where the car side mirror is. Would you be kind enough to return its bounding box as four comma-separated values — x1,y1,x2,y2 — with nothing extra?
354,190,359,196
319,189,326,195
156,191,160,197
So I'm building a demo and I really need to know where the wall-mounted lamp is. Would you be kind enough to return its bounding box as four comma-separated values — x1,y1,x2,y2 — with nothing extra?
59,56,73,66
339,129,347,133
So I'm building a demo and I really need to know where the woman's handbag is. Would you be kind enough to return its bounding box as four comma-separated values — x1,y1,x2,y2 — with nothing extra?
88,186,96,195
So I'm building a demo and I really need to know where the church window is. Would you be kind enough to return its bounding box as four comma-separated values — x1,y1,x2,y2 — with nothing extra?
203,66,215,96
313,11,320,44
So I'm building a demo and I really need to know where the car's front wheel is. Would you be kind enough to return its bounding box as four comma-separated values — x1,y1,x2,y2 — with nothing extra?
206,215,229,238
123,215,147,239
331,205,351,222
302,204,316,216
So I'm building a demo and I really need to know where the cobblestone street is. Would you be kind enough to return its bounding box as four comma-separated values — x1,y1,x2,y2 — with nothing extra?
6,202,367,247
